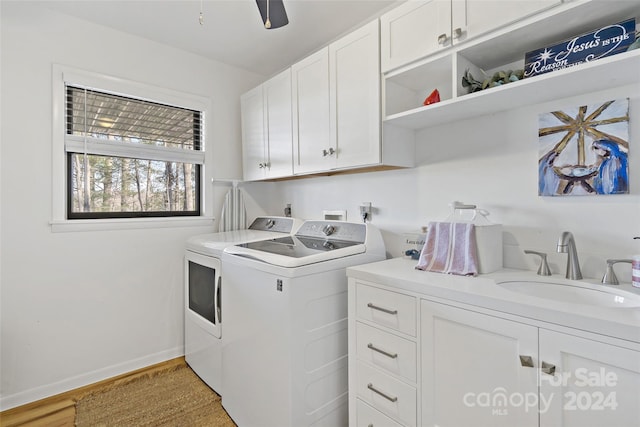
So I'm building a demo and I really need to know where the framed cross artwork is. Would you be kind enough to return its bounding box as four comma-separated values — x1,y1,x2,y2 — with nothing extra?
538,98,629,196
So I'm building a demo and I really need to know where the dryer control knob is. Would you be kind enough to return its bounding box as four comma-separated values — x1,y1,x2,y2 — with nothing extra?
266,219,275,229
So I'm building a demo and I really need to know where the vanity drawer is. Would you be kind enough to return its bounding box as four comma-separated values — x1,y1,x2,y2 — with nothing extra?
356,398,404,427
356,360,417,427
356,321,417,382
356,283,416,336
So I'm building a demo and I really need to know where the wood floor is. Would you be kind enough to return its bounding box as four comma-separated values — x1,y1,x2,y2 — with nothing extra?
0,357,186,427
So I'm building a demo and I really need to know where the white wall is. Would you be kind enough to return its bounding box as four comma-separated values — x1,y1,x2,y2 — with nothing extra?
0,2,260,409
242,83,640,281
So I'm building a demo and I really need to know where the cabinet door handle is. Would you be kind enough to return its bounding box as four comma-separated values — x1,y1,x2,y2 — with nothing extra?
368,343,398,359
367,383,398,402
367,302,398,315
519,355,534,368
541,361,556,376
452,27,463,40
322,148,336,157
437,33,449,45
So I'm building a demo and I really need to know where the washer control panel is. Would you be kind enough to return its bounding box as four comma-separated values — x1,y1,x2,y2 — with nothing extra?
296,221,366,243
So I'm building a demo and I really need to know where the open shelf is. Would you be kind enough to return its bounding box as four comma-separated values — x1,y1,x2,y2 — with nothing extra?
384,49,639,131
382,0,640,131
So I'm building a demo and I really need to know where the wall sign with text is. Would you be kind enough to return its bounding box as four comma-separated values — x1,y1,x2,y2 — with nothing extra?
524,18,636,78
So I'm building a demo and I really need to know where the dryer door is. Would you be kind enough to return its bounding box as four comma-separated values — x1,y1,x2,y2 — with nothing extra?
185,251,222,338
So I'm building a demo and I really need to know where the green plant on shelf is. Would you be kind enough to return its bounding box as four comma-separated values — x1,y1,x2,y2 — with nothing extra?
462,68,525,93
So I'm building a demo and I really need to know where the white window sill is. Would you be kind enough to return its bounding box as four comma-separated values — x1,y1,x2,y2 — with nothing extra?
50,216,215,233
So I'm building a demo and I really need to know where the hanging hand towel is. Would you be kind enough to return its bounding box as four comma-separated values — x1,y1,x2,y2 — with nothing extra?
218,186,247,232
416,221,479,276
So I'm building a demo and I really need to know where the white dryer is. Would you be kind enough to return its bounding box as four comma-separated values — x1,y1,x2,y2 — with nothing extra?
184,216,302,394
221,220,386,427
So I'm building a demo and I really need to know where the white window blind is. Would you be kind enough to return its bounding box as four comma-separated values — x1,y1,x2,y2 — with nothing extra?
65,86,205,164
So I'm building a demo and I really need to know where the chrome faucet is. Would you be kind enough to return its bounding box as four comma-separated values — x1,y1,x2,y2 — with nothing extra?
557,231,582,280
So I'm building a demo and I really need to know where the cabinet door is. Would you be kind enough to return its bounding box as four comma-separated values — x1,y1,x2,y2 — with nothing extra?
539,329,640,427
240,85,265,181
263,69,293,179
292,47,331,175
330,20,381,170
380,0,451,73
451,0,560,44
421,300,538,427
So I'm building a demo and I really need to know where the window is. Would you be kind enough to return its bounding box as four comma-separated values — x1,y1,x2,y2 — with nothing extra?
65,85,203,219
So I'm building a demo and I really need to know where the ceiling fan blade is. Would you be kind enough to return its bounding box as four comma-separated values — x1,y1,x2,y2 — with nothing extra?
255,0,289,29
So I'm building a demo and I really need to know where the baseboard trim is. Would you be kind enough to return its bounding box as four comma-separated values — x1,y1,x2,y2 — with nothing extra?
0,356,186,426
0,346,183,411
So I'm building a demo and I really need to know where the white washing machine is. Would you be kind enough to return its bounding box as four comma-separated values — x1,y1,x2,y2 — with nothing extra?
221,220,386,427
184,216,303,394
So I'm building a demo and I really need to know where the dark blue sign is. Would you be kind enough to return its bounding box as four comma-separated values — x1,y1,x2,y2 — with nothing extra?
524,18,636,78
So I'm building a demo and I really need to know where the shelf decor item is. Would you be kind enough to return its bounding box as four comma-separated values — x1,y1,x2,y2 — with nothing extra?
538,98,629,197
423,89,440,105
461,69,524,94
524,18,636,78
628,30,640,51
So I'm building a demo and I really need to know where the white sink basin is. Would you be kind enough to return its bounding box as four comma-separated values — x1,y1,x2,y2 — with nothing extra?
498,281,640,308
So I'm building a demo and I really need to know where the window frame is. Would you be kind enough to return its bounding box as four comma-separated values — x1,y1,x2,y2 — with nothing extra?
52,65,214,232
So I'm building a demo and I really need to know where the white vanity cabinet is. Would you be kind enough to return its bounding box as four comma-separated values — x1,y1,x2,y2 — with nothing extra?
350,283,419,427
539,329,640,427
240,69,293,181
380,0,560,73
347,264,640,427
420,300,539,427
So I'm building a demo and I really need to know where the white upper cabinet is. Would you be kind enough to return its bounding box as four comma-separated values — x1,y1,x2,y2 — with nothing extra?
246,19,413,180
330,20,381,170
263,70,293,179
381,0,451,73
292,48,331,175
381,0,561,73
240,85,265,181
451,0,561,45
240,69,293,181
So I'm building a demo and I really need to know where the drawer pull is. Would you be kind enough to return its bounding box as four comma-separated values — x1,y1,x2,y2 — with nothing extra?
367,383,398,402
367,302,398,315
367,343,398,359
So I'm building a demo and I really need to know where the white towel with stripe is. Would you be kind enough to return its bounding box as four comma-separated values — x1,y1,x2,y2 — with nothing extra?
416,221,479,276
218,186,247,232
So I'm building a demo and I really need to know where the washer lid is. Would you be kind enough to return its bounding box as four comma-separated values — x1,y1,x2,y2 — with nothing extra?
224,235,366,268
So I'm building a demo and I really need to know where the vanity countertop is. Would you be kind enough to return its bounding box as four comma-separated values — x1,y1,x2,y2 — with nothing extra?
347,257,640,345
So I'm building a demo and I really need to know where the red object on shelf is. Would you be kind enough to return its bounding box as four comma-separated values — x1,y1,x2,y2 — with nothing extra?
423,89,440,106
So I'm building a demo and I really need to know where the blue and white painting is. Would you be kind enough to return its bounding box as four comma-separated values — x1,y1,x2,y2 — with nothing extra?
538,98,629,196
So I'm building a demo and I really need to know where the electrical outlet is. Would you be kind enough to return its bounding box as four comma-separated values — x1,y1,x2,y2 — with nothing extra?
359,202,372,222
